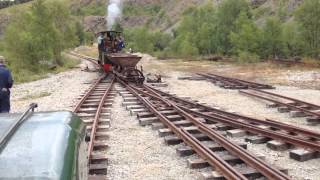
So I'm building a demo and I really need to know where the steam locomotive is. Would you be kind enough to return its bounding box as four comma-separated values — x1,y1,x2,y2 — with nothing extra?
98,31,145,84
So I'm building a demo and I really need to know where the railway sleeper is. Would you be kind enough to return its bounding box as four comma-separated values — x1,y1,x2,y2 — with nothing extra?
89,163,108,175
290,148,319,162
122,101,141,107
151,119,207,130
93,141,109,151
158,124,217,137
137,110,177,119
277,106,291,113
245,135,271,144
130,108,148,115
138,115,184,126
123,97,139,102
94,132,109,140
176,142,247,157
289,110,308,118
202,166,288,180
188,153,265,169
164,134,211,145
226,129,247,138
86,125,110,132
266,140,293,151
126,105,145,110
90,153,108,165
306,116,320,125
78,108,99,114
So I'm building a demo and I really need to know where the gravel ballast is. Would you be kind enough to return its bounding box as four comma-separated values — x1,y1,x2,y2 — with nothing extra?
157,72,320,180
11,67,99,113
106,91,200,180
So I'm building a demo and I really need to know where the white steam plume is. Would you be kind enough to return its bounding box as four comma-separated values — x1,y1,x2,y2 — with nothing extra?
106,0,123,30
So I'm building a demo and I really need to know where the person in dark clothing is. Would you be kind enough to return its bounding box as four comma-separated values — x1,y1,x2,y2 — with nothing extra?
0,56,13,113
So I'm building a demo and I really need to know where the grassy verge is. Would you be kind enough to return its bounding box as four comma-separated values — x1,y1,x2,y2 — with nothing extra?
13,53,80,83
18,91,52,101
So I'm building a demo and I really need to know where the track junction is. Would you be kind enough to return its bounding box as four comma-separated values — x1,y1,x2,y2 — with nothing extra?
71,52,320,180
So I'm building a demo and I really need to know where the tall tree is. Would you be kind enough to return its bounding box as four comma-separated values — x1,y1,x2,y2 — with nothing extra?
3,0,78,72
229,11,262,57
295,0,320,58
261,17,284,59
215,0,250,54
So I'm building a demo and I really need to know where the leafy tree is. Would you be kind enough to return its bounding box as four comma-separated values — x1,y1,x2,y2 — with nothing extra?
215,0,250,54
282,21,304,57
2,0,78,72
47,0,78,65
295,0,320,58
261,17,284,58
229,11,262,58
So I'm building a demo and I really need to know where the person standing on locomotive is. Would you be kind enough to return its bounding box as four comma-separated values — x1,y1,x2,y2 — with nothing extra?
0,56,13,113
117,36,125,51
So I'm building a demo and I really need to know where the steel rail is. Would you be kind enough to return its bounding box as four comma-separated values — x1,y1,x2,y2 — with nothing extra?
130,83,289,179
198,73,244,87
208,73,273,88
119,79,247,180
146,85,320,140
198,73,273,89
245,88,320,109
143,85,289,179
87,76,115,161
68,51,100,66
173,105,289,180
0,103,38,153
181,107,320,151
73,74,106,112
239,90,320,117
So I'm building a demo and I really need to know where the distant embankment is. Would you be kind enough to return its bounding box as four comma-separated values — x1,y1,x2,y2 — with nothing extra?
0,0,33,9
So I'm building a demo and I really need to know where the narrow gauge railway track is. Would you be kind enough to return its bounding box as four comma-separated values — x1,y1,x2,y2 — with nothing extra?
73,74,116,179
240,89,320,125
146,86,320,161
117,79,290,180
68,51,100,66
198,73,274,89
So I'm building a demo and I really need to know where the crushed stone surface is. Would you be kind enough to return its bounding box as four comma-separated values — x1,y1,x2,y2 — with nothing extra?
156,71,320,180
10,62,99,113
106,89,200,180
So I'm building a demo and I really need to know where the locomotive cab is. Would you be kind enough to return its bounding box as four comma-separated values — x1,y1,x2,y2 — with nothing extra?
97,30,125,72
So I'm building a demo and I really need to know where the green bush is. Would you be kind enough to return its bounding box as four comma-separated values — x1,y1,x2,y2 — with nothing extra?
124,27,172,54
2,0,79,81
72,2,106,16
237,51,260,63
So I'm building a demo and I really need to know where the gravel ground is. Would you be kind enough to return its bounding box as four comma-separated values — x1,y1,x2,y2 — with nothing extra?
10,62,99,113
106,89,201,180
154,71,320,180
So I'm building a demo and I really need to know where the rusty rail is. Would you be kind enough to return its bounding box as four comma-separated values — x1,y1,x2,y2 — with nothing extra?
146,85,320,150
198,73,274,89
68,51,100,67
239,89,320,118
119,79,290,179
73,74,114,178
87,76,115,161
73,74,106,112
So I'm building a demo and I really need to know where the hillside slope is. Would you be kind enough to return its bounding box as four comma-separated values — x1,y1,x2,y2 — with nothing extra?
0,0,305,36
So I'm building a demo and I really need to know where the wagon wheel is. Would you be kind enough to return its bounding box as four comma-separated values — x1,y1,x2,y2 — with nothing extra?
123,68,145,84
